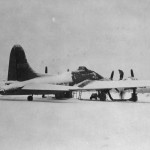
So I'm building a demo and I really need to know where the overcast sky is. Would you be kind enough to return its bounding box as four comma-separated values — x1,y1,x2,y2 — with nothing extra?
0,0,150,80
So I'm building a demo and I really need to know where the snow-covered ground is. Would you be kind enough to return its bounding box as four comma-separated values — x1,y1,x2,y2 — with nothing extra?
74,91,150,102
0,94,150,150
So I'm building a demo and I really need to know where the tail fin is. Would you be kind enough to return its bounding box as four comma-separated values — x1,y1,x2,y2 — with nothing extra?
8,45,40,81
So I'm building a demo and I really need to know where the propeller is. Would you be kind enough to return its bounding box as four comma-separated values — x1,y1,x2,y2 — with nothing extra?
45,66,48,74
118,70,125,99
119,90,125,99
131,69,134,78
109,70,120,93
118,70,124,80
110,71,114,80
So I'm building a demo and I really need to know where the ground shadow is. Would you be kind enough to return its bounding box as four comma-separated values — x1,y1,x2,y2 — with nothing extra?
0,96,150,104
0,97,79,103
79,98,150,104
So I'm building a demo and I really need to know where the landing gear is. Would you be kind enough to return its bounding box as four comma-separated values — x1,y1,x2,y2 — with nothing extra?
107,91,114,101
78,91,82,100
98,91,106,101
27,95,33,101
90,93,98,100
129,88,138,102
130,93,138,102
90,91,107,101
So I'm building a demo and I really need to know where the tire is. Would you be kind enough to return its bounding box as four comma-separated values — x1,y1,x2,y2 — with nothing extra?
99,92,106,101
27,95,33,101
131,94,138,102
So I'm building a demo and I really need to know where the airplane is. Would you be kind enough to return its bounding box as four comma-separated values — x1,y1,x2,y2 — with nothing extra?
1,44,150,102
0,45,115,101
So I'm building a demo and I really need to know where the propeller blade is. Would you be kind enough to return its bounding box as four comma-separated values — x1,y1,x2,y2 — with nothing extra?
131,69,134,77
45,66,48,74
110,71,114,80
119,90,125,99
118,70,124,80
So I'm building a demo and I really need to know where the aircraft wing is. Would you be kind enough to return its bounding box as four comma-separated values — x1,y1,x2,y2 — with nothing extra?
2,80,150,95
22,83,76,92
72,80,150,91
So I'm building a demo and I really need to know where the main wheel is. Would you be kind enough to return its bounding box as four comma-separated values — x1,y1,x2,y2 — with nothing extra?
27,95,33,101
99,92,106,101
90,93,98,100
130,93,138,102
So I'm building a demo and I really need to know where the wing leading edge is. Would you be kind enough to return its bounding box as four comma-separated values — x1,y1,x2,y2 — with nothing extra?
71,80,150,91
22,80,150,92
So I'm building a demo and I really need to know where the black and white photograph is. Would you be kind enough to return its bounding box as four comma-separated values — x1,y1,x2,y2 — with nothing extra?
0,0,150,149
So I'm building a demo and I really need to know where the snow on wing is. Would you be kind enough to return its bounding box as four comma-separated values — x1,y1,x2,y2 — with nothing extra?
22,83,76,91
75,80,150,91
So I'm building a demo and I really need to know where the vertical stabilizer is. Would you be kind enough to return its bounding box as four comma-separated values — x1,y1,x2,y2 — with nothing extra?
8,45,40,81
